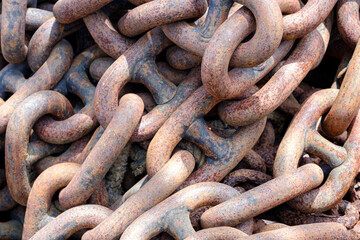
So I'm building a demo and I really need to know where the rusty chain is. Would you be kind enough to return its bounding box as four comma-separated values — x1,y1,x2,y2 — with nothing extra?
1,0,360,239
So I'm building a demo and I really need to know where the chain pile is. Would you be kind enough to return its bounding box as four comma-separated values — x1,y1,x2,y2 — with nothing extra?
1,0,360,239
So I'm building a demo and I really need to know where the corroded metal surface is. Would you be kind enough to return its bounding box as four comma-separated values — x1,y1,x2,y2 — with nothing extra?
22,162,109,239
34,134,91,173
185,227,248,240
283,0,337,40
277,200,359,229
322,40,360,136
274,89,360,213
83,150,195,240
27,18,82,72
239,223,350,239
33,45,106,144
84,10,135,59
202,0,283,69
59,94,144,209
1,0,28,64
218,21,331,126
89,57,114,82
179,117,266,189
161,0,233,58
0,40,73,134
200,164,324,228
120,183,239,240
337,0,360,49
132,67,201,142
94,27,177,128
202,39,294,100
30,205,113,240
166,46,202,70
5,91,74,206
25,8,53,31
53,0,113,24
0,185,17,212
1,1,360,239
118,0,208,37
164,0,300,70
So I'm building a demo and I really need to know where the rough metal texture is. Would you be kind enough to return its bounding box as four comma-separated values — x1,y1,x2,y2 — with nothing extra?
89,57,115,82
0,40,73,134
322,40,360,136
118,0,208,37
185,227,248,239
337,0,360,49
131,67,201,142
33,134,91,173
238,223,350,239
0,185,17,212
282,0,337,40
162,0,233,57
25,8,54,31
202,38,294,99
277,200,359,229
217,19,331,127
120,183,239,240
179,116,266,189
1,0,28,64
94,27,177,129
165,0,300,70
205,0,283,68
59,94,144,209
166,45,202,70
274,89,360,213
30,205,113,240
200,164,324,228
146,86,219,177
84,10,135,59
27,18,82,72
146,53,291,178
5,91,74,206
53,0,113,24
83,150,195,240
33,45,106,144
22,162,109,239
1,1,360,239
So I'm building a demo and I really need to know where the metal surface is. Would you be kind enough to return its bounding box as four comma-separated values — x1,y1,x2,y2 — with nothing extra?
59,94,144,209
274,89,360,213
0,1,358,239
53,0,113,24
